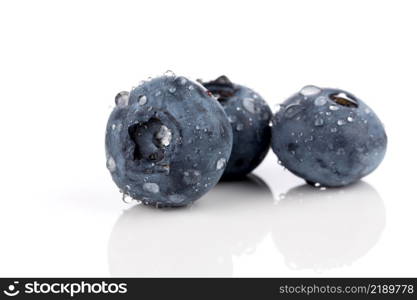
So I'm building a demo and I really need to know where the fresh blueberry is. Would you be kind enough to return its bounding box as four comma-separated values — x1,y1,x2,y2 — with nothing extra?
201,76,272,179
271,86,387,187
105,73,233,207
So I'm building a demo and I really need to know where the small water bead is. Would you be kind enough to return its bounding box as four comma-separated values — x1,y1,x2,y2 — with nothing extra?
115,91,129,107
300,85,322,96
122,193,134,204
143,182,160,194
169,194,186,204
243,97,259,114
155,90,162,97
137,80,146,87
188,85,194,91
138,95,147,105
329,105,339,111
314,182,321,187
314,96,327,106
179,77,187,85
106,156,116,172
168,87,176,93
228,115,237,123
314,118,324,127
111,124,116,130
337,119,347,126
274,104,282,113
164,70,176,77
156,125,172,146
330,127,338,133
304,136,314,143
236,123,244,131
216,158,226,170
183,170,202,184
236,106,242,111
347,116,354,122
284,104,304,119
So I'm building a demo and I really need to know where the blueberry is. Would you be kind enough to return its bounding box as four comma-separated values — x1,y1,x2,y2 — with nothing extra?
271,86,387,187
105,74,233,207
201,76,272,179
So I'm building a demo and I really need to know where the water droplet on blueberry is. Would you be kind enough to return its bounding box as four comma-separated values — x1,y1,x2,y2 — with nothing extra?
178,77,187,85
115,91,129,107
164,70,176,77
300,85,321,96
106,156,116,172
314,96,327,106
242,97,259,114
138,95,147,105
314,118,324,126
216,158,226,170
122,193,134,203
337,119,347,126
284,104,304,119
228,115,237,123
143,182,160,194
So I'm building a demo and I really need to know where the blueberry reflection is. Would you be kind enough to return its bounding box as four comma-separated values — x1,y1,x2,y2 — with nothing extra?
108,174,273,277
271,181,385,271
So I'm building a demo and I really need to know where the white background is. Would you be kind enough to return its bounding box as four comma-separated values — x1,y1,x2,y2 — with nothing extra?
0,0,416,277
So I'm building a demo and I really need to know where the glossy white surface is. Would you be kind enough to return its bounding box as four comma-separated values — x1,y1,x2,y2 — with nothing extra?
0,0,416,277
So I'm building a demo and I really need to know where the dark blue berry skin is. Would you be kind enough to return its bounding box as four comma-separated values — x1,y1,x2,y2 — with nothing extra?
202,76,272,179
271,86,387,187
105,75,233,207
